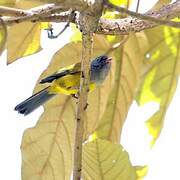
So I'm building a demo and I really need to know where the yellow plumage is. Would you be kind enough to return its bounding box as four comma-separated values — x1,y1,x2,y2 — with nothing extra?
48,73,96,95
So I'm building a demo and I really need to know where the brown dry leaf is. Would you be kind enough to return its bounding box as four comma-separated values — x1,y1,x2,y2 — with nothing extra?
94,33,149,143
21,35,116,180
82,139,137,180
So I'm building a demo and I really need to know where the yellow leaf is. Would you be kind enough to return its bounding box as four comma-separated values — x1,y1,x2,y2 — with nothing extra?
14,0,44,9
70,24,82,42
7,22,42,64
94,33,149,142
82,139,137,180
135,166,148,180
21,36,116,179
0,0,15,6
6,0,46,64
109,0,132,6
21,97,75,180
0,20,7,55
137,27,180,145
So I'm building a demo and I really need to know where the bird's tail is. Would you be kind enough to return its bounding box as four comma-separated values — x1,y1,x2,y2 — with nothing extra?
14,87,55,115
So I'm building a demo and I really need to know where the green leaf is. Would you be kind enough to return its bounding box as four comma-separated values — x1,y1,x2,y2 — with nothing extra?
94,33,149,143
82,139,137,180
136,27,180,145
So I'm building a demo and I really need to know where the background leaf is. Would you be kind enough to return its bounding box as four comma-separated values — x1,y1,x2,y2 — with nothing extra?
0,0,15,5
7,1,46,64
21,36,117,180
82,139,137,180
0,19,7,55
94,33,149,143
7,22,42,64
136,27,180,145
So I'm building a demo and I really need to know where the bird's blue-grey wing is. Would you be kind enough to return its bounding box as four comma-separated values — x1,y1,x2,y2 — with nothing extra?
40,63,81,84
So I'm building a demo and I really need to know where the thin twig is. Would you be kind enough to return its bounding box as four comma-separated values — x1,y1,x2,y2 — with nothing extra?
0,6,29,16
45,10,75,39
2,1,179,35
105,0,180,28
1,4,68,25
105,35,129,55
136,0,141,13
3,13,71,25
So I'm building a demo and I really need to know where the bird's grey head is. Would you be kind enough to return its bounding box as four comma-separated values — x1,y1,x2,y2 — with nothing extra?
90,55,112,85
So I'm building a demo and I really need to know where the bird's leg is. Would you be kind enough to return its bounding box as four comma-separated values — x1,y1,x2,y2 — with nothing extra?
71,94,78,99
84,103,89,110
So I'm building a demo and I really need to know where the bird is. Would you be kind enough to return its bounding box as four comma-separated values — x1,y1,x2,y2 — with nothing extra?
14,55,112,115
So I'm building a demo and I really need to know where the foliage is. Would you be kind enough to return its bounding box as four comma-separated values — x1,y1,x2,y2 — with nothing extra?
0,0,180,180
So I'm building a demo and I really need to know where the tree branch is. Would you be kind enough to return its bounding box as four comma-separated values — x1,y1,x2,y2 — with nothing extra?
97,0,180,35
2,1,180,35
104,0,180,28
1,4,69,25
73,1,103,179
0,6,29,16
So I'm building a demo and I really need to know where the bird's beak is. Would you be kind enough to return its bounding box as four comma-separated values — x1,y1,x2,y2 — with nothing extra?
106,57,112,63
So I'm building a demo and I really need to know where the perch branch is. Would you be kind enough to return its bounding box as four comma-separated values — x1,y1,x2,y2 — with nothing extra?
73,1,103,179
73,32,93,180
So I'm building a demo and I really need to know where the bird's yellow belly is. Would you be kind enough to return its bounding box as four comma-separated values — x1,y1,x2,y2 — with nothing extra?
48,74,96,95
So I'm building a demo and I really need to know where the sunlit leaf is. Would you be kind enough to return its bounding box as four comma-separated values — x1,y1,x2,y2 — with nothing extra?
14,0,44,8
136,27,180,145
0,0,15,6
82,139,137,180
0,19,7,55
7,1,46,64
7,22,42,64
70,24,82,42
21,36,116,179
109,0,132,6
94,33,149,143
135,166,148,180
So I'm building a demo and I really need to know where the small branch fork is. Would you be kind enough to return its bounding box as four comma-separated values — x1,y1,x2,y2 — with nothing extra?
0,0,179,35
